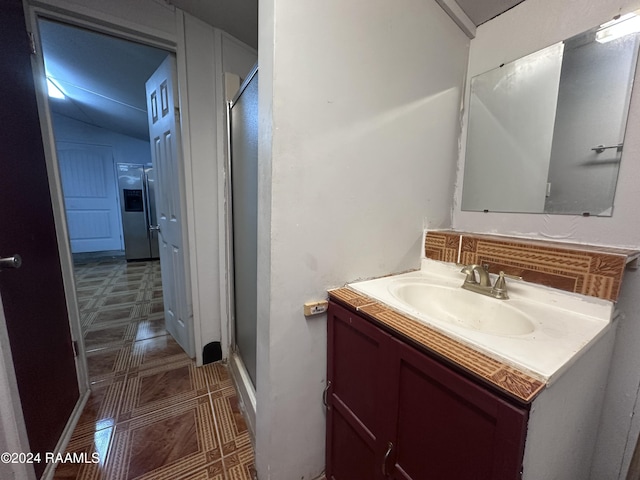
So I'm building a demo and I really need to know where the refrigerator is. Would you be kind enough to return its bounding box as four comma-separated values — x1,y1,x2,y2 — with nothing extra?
117,163,160,260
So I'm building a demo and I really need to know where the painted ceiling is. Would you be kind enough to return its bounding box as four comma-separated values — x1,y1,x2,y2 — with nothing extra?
38,0,522,142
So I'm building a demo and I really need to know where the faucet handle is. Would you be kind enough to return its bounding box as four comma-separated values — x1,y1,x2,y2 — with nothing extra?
491,271,509,299
502,272,523,281
460,264,478,284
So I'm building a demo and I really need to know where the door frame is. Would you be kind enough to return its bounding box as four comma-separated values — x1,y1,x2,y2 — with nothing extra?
23,0,183,386
224,67,259,439
25,0,225,356
22,2,181,348
0,294,37,480
225,64,259,354
23,0,204,361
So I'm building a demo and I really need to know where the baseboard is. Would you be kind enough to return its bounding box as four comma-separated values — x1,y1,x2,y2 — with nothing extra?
228,352,256,442
40,388,90,480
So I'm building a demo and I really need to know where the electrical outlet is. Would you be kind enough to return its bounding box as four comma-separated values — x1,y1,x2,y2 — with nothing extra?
303,300,329,316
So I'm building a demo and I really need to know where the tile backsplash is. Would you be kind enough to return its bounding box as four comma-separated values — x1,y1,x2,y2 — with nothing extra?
425,230,639,302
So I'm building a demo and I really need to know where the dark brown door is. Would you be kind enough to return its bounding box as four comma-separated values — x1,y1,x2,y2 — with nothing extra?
0,2,79,478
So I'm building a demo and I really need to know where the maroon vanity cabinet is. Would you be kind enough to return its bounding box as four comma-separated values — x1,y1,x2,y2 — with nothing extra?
326,301,529,480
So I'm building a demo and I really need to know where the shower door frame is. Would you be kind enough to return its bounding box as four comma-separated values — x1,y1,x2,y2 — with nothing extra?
225,64,259,438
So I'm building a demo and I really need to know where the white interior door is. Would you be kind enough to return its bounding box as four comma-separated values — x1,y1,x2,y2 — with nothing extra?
57,143,122,253
146,54,194,358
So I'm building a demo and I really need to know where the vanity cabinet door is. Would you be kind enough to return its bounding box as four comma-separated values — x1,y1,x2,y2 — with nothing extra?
327,301,529,480
386,337,528,480
326,302,395,480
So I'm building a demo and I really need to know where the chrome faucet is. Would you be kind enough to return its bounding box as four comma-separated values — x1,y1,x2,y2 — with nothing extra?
460,264,509,300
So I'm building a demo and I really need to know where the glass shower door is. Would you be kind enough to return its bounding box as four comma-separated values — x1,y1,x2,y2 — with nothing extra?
229,66,258,387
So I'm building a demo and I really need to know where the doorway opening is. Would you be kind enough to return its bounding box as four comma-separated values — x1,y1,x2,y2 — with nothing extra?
37,18,187,381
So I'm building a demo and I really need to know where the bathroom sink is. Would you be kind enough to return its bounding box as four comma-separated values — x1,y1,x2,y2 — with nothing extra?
346,258,614,383
388,281,535,336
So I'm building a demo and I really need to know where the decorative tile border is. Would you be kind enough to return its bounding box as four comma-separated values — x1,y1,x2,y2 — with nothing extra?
424,230,460,262
424,230,639,302
329,287,545,403
326,287,376,309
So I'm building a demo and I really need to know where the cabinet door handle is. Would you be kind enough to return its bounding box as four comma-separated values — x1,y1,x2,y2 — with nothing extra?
322,381,331,409
382,441,394,477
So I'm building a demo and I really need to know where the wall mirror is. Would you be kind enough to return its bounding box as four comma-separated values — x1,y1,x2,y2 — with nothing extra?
461,13,640,216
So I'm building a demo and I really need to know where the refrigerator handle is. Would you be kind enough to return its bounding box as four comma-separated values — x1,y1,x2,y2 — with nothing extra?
143,172,152,239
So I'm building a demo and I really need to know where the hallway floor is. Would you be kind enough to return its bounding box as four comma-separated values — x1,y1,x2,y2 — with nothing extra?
54,257,256,480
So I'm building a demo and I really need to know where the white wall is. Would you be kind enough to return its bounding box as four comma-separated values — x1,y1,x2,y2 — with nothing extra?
177,12,257,365
176,12,220,366
52,113,152,166
220,33,257,83
453,0,640,477
256,0,469,477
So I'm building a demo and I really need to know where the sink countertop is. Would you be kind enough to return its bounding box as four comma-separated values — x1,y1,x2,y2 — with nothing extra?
346,259,615,386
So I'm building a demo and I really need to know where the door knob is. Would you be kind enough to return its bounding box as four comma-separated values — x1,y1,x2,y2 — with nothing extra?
149,225,160,232
0,255,22,270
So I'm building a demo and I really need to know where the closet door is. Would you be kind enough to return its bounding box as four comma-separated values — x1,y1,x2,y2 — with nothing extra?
57,143,122,253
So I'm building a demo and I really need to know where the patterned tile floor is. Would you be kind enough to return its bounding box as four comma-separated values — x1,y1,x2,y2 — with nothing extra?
54,257,257,480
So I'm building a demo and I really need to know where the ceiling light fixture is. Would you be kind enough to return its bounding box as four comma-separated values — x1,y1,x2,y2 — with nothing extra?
46,77,65,99
596,12,640,43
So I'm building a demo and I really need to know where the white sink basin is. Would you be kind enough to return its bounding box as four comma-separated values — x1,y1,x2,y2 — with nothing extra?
347,258,614,384
389,281,535,336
